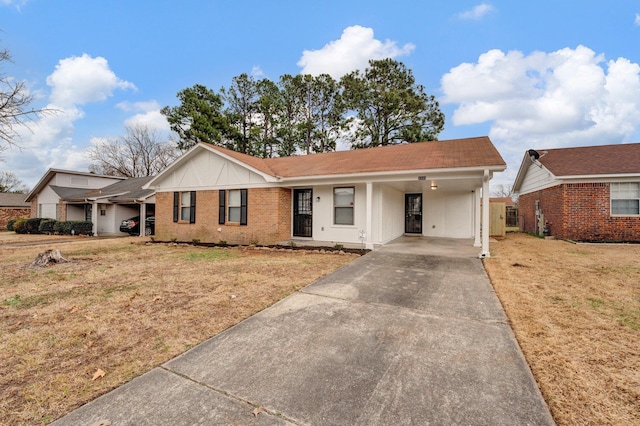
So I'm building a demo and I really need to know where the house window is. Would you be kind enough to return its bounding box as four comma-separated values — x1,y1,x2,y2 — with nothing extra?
611,183,640,215
228,190,242,222
218,189,248,225
334,187,354,225
173,191,196,223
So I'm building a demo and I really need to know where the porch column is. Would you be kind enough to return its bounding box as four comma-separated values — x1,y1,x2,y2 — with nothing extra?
473,187,481,247
481,169,490,257
91,201,99,237
365,181,373,250
139,203,146,237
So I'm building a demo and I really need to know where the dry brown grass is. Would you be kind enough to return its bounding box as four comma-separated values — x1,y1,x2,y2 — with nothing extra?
484,233,640,426
0,234,359,425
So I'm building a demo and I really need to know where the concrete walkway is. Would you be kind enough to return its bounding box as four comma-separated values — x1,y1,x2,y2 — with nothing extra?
52,237,555,425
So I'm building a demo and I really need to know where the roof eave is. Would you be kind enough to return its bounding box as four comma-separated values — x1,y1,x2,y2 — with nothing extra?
279,164,506,183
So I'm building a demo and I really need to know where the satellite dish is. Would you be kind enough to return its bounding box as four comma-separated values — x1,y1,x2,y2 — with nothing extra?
528,149,540,160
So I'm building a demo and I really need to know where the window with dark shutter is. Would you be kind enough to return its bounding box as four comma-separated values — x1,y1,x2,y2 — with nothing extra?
240,189,248,225
219,190,226,224
189,191,196,223
173,192,179,222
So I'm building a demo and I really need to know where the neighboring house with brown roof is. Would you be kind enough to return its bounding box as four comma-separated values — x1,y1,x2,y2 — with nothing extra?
25,169,156,236
145,136,506,256
513,143,640,241
0,193,31,230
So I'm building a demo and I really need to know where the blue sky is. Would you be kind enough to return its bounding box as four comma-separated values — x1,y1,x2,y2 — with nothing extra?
2,0,640,190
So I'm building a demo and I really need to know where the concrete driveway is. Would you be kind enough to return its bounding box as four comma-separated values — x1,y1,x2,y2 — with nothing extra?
52,237,554,425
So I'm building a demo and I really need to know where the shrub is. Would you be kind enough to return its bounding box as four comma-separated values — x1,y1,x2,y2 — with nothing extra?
6,218,18,231
13,218,27,234
24,218,43,234
39,219,57,234
53,220,93,235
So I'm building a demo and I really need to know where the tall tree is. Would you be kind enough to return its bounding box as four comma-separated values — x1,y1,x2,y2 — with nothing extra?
0,170,29,193
340,58,444,148
255,78,282,158
160,84,231,151
221,73,259,155
0,46,52,153
88,124,179,177
276,74,304,157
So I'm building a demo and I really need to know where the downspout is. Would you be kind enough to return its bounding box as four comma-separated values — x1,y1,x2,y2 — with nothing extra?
480,169,490,258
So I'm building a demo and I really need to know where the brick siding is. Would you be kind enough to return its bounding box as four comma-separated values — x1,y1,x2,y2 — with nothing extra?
0,207,31,229
519,182,640,242
155,188,292,245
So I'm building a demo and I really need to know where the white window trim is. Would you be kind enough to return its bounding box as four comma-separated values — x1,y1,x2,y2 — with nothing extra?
610,182,640,216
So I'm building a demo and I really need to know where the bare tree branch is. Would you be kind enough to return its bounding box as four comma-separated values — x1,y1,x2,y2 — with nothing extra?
0,47,56,152
0,170,29,193
88,124,179,177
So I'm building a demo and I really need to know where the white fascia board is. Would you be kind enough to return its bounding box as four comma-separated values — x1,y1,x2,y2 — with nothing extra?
556,173,640,181
153,181,278,193
278,165,504,185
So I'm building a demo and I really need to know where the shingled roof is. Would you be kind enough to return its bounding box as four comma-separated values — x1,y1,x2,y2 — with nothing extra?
0,193,30,207
210,136,505,179
535,143,640,176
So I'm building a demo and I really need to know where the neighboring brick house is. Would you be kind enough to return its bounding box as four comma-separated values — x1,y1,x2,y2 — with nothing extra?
25,169,156,236
513,143,640,242
0,193,30,229
145,137,506,256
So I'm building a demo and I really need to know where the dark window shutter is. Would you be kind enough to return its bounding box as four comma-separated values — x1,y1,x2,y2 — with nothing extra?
240,189,248,226
218,190,226,224
173,192,179,222
189,191,196,223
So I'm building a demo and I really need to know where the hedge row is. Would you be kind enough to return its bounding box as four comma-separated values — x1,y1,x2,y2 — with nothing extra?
8,218,93,236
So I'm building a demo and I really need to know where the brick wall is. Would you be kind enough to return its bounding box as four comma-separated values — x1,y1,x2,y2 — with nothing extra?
519,183,640,242
155,187,292,245
0,207,31,230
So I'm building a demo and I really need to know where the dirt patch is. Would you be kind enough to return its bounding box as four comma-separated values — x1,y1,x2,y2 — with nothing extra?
484,233,640,426
0,235,359,425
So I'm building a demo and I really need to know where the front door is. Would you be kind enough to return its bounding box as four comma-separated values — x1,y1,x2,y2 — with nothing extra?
405,193,422,234
293,189,313,237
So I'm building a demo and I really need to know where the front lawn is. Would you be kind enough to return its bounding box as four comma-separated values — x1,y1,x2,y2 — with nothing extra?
0,235,358,425
484,233,640,426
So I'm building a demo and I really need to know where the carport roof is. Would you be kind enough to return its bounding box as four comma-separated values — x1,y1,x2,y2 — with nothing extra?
50,176,155,203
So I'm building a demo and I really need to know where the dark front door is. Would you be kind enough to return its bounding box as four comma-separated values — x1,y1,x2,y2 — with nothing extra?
405,193,422,234
293,189,313,237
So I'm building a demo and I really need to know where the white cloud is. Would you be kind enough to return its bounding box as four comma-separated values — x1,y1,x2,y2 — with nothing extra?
117,100,170,132
297,25,415,78
47,54,135,107
441,45,640,185
251,66,265,78
5,54,137,188
1,0,28,8
458,3,495,20
635,13,640,26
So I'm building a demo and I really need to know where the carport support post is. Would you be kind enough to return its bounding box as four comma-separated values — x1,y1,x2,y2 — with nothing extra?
365,182,373,249
91,201,99,237
481,169,490,257
473,188,481,248
139,203,146,237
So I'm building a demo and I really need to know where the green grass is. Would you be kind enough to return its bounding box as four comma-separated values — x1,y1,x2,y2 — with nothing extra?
182,248,236,262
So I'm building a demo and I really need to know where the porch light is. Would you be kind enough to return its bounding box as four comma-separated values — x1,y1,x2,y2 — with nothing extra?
430,181,438,190
316,196,321,202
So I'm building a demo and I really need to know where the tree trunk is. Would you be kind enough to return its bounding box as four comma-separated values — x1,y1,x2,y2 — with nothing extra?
30,249,69,268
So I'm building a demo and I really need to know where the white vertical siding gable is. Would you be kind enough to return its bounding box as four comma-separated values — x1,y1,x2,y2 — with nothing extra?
519,162,557,194
153,150,269,189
